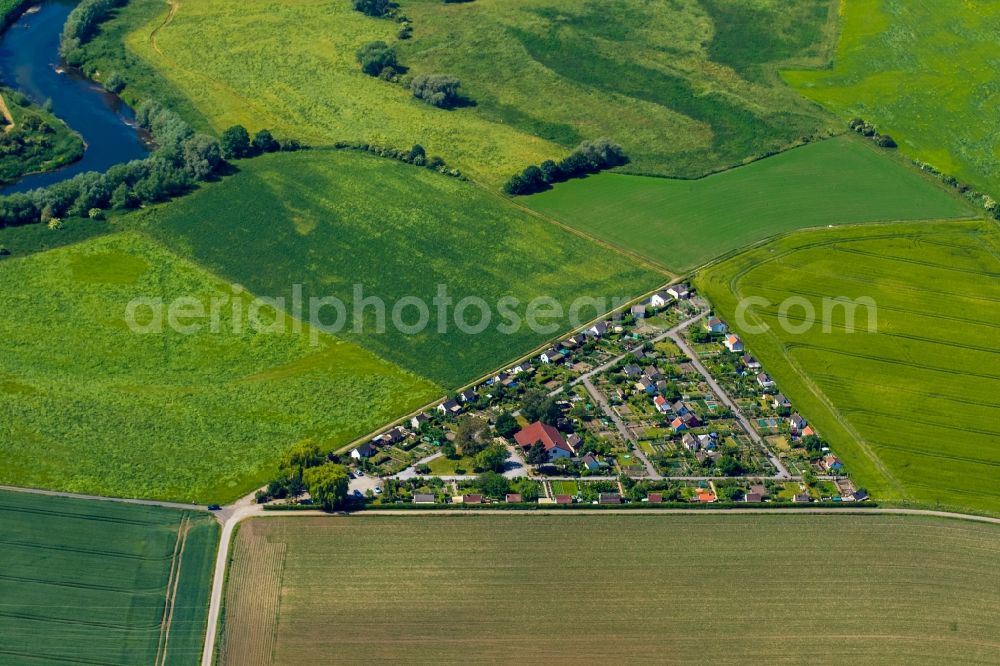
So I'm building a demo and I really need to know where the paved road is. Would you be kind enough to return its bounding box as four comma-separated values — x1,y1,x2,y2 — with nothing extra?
393,452,443,480
667,326,791,478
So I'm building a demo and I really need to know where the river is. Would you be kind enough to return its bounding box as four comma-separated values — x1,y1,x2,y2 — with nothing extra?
0,0,150,194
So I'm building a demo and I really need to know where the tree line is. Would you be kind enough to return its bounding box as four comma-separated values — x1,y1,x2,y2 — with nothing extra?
60,0,128,65
0,103,296,229
503,138,629,195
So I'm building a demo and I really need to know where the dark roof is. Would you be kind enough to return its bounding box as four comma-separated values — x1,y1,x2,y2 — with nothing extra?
744,493,762,503
599,493,622,504
413,493,435,503
555,495,573,504
463,494,483,504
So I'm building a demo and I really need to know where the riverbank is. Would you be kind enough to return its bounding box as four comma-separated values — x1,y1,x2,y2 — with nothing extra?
0,86,84,185
0,0,149,193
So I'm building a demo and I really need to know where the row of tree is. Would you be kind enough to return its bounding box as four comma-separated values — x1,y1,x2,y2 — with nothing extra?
848,118,897,148
503,138,629,195
354,41,466,109
333,140,461,177
0,109,304,229
60,0,128,65
256,439,350,510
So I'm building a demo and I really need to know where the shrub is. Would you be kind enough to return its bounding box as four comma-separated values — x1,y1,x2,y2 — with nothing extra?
353,0,392,17
104,72,125,94
409,74,463,108
251,129,280,154
504,138,628,195
220,125,251,159
356,41,399,77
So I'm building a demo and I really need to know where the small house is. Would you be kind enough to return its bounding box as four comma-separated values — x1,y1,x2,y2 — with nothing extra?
681,433,699,451
772,394,792,409
413,493,435,505
788,413,807,432
437,399,462,415
756,373,776,388
636,377,656,394
599,493,622,505
649,291,673,308
704,317,727,334
724,335,744,353
458,389,477,403
654,395,671,414
514,421,573,460
667,283,691,300
581,453,601,472
540,348,565,364
741,354,761,370
744,492,762,503
586,321,609,338
410,413,431,430
555,494,573,505
506,493,523,504
792,493,811,503
643,365,662,380
350,442,376,460
822,455,843,472
631,304,647,318
647,493,663,504
623,364,642,378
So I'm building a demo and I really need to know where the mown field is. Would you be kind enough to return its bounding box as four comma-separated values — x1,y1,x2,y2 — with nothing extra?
218,514,1000,665
82,0,840,185
526,137,975,272
145,150,662,388
784,0,1000,197
0,490,218,665
0,231,438,502
696,220,1000,515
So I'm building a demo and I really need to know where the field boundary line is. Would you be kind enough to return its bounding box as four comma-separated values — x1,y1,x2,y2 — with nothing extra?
155,514,191,666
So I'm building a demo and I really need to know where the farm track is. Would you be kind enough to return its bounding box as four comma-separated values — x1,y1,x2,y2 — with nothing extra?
155,515,191,666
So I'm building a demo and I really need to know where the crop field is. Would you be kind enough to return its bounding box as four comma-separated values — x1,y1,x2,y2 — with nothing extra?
86,0,840,185
0,489,219,665
784,0,1000,196
145,150,661,388
218,514,1000,664
695,220,1000,515
0,231,438,502
525,137,976,272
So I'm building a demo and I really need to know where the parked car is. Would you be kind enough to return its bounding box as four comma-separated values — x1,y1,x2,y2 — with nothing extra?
207,504,221,511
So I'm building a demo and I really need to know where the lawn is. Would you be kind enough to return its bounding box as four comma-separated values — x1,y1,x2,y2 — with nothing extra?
218,514,1000,664
0,231,438,502
784,0,1000,197
144,150,661,388
83,0,840,186
0,489,219,665
549,480,578,496
426,453,476,476
525,136,976,272
695,220,1000,516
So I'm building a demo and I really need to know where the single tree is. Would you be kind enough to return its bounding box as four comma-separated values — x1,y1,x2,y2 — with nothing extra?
303,463,350,510
220,125,251,159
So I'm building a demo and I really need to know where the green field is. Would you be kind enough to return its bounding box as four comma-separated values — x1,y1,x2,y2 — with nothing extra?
525,137,976,272
784,0,1000,196
218,514,1000,664
696,220,1000,515
0,231,438,502
0,490,219,665
81,0,841,186
144,150,661,387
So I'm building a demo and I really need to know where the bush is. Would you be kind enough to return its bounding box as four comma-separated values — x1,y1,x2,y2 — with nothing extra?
353,0,392,17
220,125,251,159
409,74,463,108
104,72,125,94
60,0,128,58
504,138,628,195
251,129,280,154
356,41,399,77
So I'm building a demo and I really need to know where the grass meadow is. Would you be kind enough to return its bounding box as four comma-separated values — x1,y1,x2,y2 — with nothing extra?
696,220,1000,515
218,514,1000,664
144,150,662,388
86,0,840,185
526,137,975,272
0,490,219,665
0,231,438,502
784,0,1000,197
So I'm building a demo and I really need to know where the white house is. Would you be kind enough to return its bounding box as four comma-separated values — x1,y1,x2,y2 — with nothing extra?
667,283,691,300
649,291,673,308
724,334,744,352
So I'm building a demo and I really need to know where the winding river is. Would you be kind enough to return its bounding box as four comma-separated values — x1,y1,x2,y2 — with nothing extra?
0,0,150,193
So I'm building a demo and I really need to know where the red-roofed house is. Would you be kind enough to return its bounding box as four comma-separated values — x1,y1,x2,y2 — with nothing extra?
514,421,573,460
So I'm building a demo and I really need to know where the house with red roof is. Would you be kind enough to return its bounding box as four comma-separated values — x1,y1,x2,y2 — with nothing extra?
514,421,573,460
